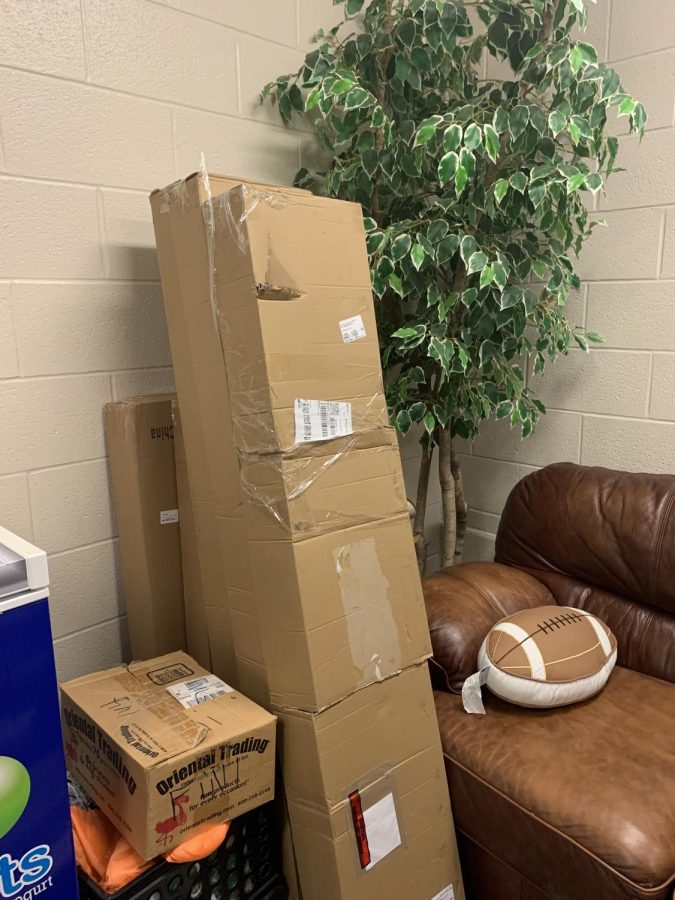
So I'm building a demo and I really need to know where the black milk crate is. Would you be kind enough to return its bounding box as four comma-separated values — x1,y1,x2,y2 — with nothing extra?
77,801,287,900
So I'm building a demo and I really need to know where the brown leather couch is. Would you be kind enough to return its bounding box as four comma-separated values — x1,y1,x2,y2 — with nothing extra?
425,463,675,900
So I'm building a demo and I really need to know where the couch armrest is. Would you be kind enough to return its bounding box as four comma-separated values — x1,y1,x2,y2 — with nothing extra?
424,561,555,693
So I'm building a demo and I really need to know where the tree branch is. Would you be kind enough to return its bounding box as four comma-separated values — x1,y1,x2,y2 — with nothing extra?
438,428,457,568
412,438,433,574
451,438,468,564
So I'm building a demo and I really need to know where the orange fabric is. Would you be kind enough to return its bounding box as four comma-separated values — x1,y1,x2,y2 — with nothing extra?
71,806,229,893
71,807,152,893
164,822,229,863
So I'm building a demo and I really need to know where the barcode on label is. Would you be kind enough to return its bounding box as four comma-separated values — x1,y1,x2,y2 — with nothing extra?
430,886,455,900
167,674,234,709
294,399,353,444
339,314,366,344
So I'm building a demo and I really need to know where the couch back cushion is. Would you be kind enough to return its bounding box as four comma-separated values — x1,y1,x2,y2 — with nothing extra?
496,463,675,682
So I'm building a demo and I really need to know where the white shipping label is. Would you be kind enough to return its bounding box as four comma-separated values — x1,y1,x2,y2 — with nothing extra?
160,509,179,525
167,674,234,708
339,314,366,343
294,399,353,444
363,793,402,871
431,886,455,900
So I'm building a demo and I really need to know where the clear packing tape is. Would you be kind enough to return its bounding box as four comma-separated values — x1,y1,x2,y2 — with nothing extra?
198,155,404,539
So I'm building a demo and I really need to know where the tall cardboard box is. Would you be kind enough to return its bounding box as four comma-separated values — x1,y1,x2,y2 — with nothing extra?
209,183,431,712
173,402,211,668
106,395,186,659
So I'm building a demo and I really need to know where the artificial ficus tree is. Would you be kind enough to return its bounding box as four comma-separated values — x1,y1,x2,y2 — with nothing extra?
264,0,644,573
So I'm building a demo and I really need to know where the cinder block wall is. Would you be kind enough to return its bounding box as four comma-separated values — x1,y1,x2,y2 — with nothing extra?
405,0,675,571
0,0,334,680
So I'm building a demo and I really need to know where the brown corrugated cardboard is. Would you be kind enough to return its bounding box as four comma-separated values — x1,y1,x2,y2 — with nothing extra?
61,652,276,860
150,174,272,700
105,396,186,660
280,665,464,900
173,402,211,669
207,183,431,711
210,184,388,455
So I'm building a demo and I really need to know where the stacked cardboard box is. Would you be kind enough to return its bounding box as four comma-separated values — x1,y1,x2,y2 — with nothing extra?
150,174,464,900
106,395,187,660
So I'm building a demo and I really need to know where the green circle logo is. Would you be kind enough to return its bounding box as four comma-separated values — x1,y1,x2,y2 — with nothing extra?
0,757,31,838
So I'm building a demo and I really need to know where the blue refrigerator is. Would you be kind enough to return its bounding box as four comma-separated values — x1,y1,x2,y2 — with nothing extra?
0,526,79,899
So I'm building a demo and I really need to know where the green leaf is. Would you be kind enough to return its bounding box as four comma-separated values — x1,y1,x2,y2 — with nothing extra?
459,235,478,265
427,220,449,243
567,173,586,193
409,401,426,421
443,124,462,152
480,265,495,288
574,333,589,352
494,178,509,204
388,273,404,297
395,54,411,83
466,251,488,275
484,124,499,163
567,121,581,144
569,45,584,74
371,106,385,128
363,217,377,232
509,105,530,139
455,165,468,194
618,96,636,117
493,107,509,135
423,410,436,434
492,260,508,290
345,87,371,109
411,242,426,270
397,18,417,48
500,285,523,309
438,150,459,183
391,327,419,339
331,77,355,95
525,41,544,60
509,171,527,193
464,123,482,151
437,234,460,264
548,109,566,136
397,409,412,434
305,87,321,111
346,0,364,10
366,231,386,254
495,400,512,419
414,115,442,147
459,147,475,177
521,419,533,439
391,234,412,260
586,331,605,344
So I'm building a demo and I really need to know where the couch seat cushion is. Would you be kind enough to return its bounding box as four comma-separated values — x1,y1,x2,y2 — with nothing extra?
436,665,675,900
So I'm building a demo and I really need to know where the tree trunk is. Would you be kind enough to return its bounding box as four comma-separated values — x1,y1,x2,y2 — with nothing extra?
451,440,468,565
438,428,457,569
413,440,433,575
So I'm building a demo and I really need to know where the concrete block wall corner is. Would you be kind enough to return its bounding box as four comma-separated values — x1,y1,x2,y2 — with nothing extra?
0,0,673,681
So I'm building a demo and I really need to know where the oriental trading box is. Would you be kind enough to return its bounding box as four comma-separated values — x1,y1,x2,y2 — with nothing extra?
106,395,186,660
61,652,276,860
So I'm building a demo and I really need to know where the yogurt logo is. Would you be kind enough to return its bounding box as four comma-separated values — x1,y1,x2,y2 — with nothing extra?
0,758,30,839
0,757,53,898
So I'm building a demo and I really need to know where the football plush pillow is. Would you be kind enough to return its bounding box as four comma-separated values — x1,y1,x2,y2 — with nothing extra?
462,605,617,714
